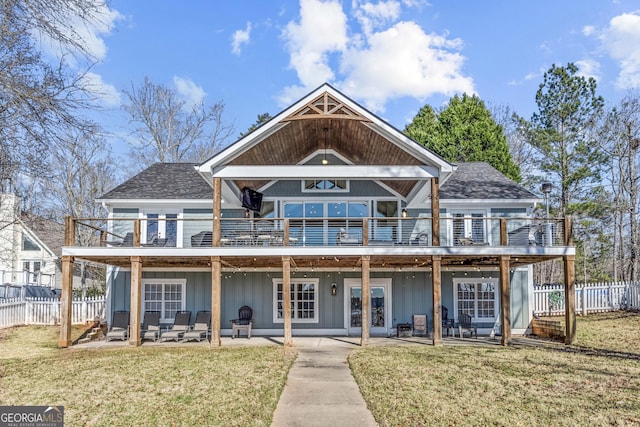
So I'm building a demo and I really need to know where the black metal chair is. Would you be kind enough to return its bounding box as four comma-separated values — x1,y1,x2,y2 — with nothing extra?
442,306,455,337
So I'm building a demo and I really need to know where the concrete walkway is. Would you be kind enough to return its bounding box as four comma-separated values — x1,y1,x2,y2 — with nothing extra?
271,338,378,427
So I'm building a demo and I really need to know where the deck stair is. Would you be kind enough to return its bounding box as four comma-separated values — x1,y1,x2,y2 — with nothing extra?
77,323,104,344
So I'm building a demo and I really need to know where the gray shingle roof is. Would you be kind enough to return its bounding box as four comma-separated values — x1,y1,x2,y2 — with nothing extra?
21,212,64,257
440,162,536,200
98,163,212,200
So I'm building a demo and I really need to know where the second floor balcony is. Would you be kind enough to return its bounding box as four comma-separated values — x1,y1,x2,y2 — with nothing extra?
67,215,572,250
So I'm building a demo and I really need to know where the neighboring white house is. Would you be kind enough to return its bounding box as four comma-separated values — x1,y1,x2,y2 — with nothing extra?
0,188,59,288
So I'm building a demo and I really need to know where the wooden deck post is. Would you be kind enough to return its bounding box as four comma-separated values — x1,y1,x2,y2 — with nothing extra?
499,255,511,346
133,219,140,247
58,216,75,348
361,255,370,346
500,218,508,246
58,255,74,348
432,255,442,346
211,256,222,346
431,178,440,246
129,256,142,346
564,255,576,344
282,256,293,346
213,177,221,246
362,218,369,246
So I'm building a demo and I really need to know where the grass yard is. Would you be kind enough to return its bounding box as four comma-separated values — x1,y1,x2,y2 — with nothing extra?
0,326,295,426
350,311,640,426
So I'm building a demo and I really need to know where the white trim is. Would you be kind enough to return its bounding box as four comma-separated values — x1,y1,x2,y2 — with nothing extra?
272,278,320,323
211,165,439,180
452,277,499,323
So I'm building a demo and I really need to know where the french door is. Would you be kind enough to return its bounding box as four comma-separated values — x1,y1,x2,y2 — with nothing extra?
345,278,391,335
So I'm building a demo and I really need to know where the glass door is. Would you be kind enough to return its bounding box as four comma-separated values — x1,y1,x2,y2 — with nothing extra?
346,279,391,335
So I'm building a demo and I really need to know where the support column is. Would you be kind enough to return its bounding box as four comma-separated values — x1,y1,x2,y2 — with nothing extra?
432,256,442,346
499,255,511,346
58,255,74,348
58,216,75,348
211,256,222,347
361,255,370,346
213,177,222,246
564,255,576,344
431,178,440,246
282,256,293,346
129,256,142,346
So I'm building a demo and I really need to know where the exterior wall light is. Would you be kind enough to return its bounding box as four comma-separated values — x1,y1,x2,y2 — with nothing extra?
331,283,337,296
401,208,408,218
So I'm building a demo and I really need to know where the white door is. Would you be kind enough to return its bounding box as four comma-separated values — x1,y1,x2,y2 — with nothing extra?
345,278,391,335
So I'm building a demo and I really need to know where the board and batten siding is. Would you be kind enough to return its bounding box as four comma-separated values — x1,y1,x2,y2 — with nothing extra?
107,267,531,331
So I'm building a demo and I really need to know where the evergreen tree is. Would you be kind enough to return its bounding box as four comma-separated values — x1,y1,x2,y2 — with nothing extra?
404,94,521,181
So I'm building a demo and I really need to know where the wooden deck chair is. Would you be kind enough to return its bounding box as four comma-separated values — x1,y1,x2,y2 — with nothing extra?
231,305,253,339
183,310,211,342
458,312,478,338
141,311,161,342
106,310,130,341
160,311,191,342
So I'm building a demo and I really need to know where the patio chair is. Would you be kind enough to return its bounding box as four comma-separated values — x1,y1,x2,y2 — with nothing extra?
105,232,134,247
105,310,130,341
231,305,253,339
183,310,211,342
441,306,455,337
160,311,191,342
458,312,478,338
412,314,428,336
336,228,360,245
141,311,161,342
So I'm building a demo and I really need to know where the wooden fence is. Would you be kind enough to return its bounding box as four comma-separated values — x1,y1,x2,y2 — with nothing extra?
533,281,640,316
0,296,105,329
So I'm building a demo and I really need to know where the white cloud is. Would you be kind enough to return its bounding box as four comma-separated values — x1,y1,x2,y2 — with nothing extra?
232,22,252,55
281,0,348,89
340,21,474,112
80,72,120,107
353,0,401,36
582,25,595,37
279,0,474,113
574,59,601,82
173,76,206,109
599,11,640,89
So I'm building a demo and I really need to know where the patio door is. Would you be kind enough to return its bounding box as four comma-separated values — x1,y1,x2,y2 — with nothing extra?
345,278,391,335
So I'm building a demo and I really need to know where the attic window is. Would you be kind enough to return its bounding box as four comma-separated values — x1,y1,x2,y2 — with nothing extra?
22,234,41,251
303,179,348,192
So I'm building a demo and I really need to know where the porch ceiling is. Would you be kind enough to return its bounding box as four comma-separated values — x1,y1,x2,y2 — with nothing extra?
229,116,422,197
72,254,558,270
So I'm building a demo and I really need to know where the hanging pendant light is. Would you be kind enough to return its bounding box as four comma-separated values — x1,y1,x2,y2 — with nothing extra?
322,127,329,165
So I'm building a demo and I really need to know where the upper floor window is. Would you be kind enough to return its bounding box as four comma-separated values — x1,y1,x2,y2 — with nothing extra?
22,234,41,251
303,179,348,192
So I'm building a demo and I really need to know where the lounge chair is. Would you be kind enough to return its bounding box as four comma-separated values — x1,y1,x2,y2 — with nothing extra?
106,232,134,247
183,310,211,342
141,311,161,342
105,310,130,341
231,305,253,339
160,311,191,342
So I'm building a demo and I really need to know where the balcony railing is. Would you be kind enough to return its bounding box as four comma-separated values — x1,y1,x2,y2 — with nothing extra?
67,216,571,249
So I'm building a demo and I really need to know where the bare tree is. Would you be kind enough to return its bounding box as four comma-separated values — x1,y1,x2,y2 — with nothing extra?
122,77,235,168
601,92,640,282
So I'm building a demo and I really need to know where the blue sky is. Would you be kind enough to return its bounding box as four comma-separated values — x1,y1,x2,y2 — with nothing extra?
60,0,640,153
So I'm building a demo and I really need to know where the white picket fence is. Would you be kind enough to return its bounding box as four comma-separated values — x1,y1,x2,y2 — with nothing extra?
533,281,640,316
0,296,105,329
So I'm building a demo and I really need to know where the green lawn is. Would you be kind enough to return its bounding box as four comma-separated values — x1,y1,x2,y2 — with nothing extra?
1,313,639,426
350,311,640,426
0,326,295,426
